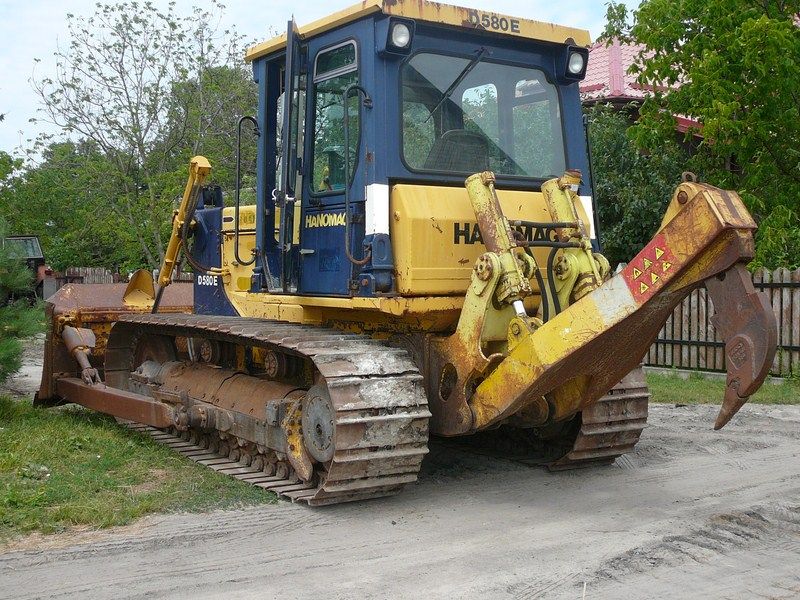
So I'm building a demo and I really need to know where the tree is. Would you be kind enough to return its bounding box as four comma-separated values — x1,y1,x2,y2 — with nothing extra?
602,0,800,269
32,1,253,269
1,141,144,271
587,105,688,267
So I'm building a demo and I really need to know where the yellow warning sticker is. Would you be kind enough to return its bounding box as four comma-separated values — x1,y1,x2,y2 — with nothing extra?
650,272,660,284
640,282,649,294
655,247,664,259
662,261,672,272
643,258,653,270
633,267,642,279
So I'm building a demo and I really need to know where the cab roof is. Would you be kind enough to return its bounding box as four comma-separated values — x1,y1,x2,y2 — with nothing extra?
244,0,592,63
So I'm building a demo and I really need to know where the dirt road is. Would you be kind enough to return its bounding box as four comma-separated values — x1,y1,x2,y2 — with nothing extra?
2,394,799,599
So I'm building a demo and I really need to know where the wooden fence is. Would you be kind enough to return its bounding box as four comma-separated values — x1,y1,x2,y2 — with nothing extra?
646,267,800,378
64,267,117,284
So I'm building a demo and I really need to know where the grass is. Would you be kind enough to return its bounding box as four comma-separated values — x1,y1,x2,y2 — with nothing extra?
0,396,275,543
647,371,800,405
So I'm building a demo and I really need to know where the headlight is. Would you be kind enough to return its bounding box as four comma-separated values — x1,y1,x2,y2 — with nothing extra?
380,18,415,55
391,23,411,49
559,46,588,81
567,51,585,75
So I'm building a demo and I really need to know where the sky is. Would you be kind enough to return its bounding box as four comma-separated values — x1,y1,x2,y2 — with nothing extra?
0,0,640,157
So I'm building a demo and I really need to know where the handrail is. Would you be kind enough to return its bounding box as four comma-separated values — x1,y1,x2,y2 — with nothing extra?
342,83,373,267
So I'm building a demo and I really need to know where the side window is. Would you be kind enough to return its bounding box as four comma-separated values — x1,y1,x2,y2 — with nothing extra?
311,41,358,193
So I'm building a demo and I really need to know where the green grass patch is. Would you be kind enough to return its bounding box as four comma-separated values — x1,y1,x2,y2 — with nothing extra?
647,371,800,405
0,396,275,543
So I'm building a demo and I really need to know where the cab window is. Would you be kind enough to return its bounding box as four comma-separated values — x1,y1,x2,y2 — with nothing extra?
401,52,566,179
311,41,359,193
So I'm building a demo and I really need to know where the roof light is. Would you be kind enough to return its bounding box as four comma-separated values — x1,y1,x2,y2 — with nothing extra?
568,51,585,75
391,22,411,49
559,46,589,82
379,18,415,56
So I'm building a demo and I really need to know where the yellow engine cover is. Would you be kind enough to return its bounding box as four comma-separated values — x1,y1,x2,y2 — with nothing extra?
390,184,591,296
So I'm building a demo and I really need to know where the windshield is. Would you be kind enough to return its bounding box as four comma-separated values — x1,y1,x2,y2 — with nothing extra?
401,53,566,179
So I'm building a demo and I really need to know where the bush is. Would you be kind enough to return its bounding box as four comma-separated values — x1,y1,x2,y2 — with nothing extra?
0,302,44,383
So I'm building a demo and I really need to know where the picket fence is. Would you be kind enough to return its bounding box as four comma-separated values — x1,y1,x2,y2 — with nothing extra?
645,267,800,378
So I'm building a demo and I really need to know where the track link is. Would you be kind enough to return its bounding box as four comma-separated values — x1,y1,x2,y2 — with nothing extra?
546,367,649,470
105,314,431,506
450,367,649,469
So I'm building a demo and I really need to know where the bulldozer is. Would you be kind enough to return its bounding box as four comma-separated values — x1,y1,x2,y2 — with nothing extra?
35,0,777,505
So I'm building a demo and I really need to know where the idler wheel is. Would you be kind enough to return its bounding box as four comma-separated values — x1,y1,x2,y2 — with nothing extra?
302,384,336,463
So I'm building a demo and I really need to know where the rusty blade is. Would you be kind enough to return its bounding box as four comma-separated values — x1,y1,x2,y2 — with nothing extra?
705,263,778,430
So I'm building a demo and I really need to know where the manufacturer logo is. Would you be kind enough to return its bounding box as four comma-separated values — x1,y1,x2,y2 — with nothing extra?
305,213,346,228
453,222,558,245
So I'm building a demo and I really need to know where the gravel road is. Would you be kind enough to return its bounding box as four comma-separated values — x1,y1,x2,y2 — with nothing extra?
2,376,799,600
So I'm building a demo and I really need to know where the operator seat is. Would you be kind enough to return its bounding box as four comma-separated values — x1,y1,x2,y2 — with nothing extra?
423,129,489,172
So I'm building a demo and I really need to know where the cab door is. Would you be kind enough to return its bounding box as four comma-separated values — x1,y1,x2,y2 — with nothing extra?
274,19,304,293
298,39,364,296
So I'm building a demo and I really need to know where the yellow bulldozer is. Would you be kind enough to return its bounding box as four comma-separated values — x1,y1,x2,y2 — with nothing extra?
35,0,777,505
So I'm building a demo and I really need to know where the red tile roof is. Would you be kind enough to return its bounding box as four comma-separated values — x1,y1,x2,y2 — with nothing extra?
581,39,701,134
580,38,647,102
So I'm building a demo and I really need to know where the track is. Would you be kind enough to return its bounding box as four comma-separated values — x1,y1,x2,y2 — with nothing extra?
101,315,650,504
547,367,649,469
104,314,431,506
453,367,650,470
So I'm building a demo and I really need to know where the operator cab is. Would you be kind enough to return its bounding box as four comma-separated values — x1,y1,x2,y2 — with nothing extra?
193,0,593,312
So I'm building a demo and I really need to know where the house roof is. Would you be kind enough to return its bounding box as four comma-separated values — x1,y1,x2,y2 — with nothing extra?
580,38,647,103
581,39,701,134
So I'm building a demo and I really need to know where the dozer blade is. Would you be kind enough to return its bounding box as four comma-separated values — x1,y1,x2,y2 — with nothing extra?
705,264,777,429
468,182,778,432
